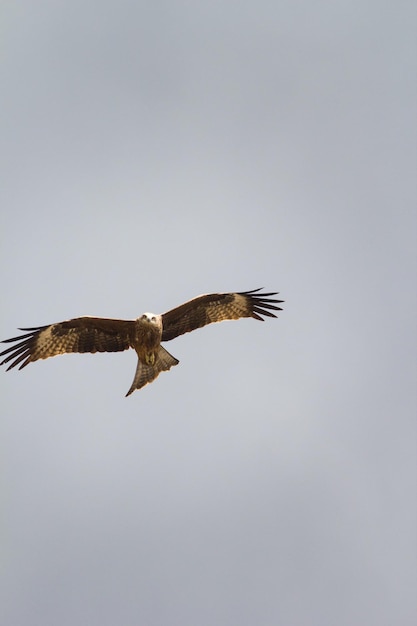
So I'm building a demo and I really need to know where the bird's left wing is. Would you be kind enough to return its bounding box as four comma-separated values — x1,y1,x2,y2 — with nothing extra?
161,289,283,342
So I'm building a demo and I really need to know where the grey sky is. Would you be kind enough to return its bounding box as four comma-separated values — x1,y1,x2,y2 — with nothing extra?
1,1,416,625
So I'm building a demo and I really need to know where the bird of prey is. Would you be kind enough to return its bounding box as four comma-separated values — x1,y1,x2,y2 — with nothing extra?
1,289,283,396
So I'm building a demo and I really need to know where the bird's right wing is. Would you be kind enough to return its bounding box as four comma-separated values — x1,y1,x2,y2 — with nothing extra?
0,317,135,370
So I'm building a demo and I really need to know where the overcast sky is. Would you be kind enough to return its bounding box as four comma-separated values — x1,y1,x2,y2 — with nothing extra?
1,1,416,625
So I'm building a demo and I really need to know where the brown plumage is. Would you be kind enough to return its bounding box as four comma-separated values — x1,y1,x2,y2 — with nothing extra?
1,289,283,396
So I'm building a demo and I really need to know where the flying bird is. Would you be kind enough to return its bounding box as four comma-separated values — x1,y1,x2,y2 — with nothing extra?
1,289,283,396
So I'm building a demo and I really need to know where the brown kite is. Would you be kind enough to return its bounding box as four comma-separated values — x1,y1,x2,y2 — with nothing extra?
1,289,283,396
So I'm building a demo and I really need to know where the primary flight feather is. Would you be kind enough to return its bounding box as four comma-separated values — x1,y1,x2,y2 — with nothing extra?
1,289,283,396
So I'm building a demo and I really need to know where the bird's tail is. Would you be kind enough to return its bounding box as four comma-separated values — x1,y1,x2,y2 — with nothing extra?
125,346,179,396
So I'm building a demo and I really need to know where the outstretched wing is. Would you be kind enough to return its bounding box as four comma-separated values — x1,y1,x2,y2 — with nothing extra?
161,288,283,342
0,317,135,371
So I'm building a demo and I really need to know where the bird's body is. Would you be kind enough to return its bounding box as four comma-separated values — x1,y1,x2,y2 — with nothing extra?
1,289,283,395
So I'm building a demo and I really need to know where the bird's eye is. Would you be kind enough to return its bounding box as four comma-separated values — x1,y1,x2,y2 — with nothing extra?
151,316,156,322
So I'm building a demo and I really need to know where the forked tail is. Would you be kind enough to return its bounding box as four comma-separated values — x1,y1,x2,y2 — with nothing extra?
126,346,179,396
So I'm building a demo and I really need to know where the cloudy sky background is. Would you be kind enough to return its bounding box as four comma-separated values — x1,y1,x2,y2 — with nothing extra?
1,1,416,625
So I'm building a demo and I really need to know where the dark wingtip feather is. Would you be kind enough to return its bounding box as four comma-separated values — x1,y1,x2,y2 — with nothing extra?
239,288,284,321
0,327,42,371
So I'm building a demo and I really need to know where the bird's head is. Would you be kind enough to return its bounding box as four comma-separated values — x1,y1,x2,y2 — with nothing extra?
140,313,159,325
